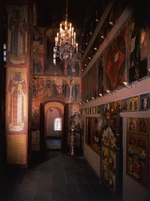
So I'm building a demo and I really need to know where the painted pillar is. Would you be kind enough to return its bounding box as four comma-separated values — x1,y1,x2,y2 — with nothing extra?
5,1,31,167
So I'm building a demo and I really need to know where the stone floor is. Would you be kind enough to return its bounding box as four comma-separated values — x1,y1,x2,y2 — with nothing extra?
1,151,115,201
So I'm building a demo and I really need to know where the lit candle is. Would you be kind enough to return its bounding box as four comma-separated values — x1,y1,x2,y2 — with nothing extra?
76,43,78,52
74,32,76,45
65,21,67,30
55,37,57,46
72,27,74,36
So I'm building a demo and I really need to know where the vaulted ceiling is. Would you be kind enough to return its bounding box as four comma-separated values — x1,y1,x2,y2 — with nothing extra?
34,0,103,34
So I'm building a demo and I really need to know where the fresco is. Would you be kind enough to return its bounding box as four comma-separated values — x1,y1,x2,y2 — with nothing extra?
7,5,27,64
32,76,81,103
7,134,27,165
32,102,40,130
33,27,44,54
65,58,81,76
7,67,27,132
68,103,81,129
33,55,43,74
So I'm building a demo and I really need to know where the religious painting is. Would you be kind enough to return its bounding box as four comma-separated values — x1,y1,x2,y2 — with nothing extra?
101,124,118,195
33,27,44,54
32,76,81,103
109,150,116,174
101,126,109,147
102,146,109,165
33,55,43,74
7,5,27,64
109,171,116,192
128,12,148,83
114,100,121,111
104,26,126,91
140,93,150,111
96,106,101,114
65,59,81,76
104,103,110,112
99,104,105,113
110,102,116,112
121,98,129,112
7,67,27,132
86,117,102,154
137,118,148,135
128,118,137,133
32,130,40,151
69,103,81,130
127,124,149,189
44,28,65,75
129,96,139,111
91,107,96,114
32,102,40,130
109,115,118,135
102,163,109,183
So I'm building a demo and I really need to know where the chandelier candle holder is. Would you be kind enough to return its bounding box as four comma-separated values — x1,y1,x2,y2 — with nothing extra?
53,0,78,65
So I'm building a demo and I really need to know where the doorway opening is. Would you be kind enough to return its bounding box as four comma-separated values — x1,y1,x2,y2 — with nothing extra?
46,107,62,149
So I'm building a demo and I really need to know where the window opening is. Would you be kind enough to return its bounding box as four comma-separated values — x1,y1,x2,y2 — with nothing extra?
54,117,62,131
3,43,6,62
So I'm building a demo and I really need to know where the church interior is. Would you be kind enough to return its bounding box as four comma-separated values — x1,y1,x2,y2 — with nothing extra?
0,0,150,200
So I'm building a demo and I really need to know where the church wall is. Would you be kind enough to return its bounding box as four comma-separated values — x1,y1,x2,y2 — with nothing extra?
5,1,31,167
80,1,150,200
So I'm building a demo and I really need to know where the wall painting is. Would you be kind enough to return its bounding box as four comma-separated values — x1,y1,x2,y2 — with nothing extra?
140,93,150,111
104,26,126,91
86,117,103,155
129,96,139,112
128,13,148,83
127,118,149,190
33,55,43,74
101,124,117,193
7,5,27,64
7,67,27,132
32,76,81,103
33,27,44,54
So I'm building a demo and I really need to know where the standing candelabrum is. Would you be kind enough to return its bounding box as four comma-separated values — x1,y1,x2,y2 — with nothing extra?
69,128,75,156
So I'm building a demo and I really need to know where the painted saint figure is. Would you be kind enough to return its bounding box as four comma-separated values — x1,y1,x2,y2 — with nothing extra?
129,15,147,81
8,8,27,64
8,69,26,131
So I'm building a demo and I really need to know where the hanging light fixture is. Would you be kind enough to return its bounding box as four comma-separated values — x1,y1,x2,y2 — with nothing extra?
53,0,78,65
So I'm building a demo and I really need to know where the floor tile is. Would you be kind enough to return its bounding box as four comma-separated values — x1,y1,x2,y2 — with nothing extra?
2,151,115,201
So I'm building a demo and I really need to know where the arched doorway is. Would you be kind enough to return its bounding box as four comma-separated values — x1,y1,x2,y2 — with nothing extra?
43,101,64,150
46,107,62,149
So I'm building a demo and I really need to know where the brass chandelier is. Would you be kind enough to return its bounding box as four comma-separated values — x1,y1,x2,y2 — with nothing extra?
53,0,78,65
